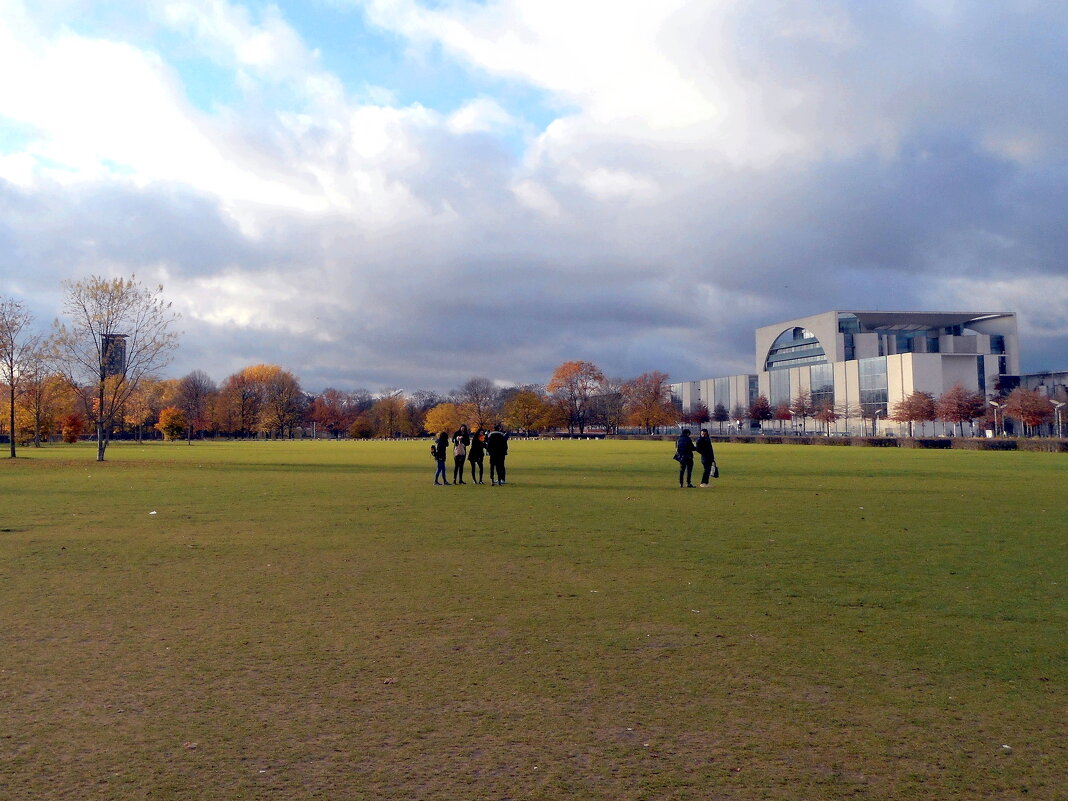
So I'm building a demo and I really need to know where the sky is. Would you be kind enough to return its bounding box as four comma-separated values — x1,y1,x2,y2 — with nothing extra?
1,0,1067,393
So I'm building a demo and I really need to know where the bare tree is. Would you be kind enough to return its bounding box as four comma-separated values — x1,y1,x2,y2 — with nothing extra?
0,298,40,457
50,276,179,461
590,378,627,434
454,377,499,431
176,370,217,443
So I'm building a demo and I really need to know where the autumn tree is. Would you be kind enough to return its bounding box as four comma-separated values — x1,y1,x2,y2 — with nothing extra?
547,360,605,434
588,378,626,434
348,413,374,439
712,402,729,433
502,388,556,434
61,412,87,443
813,400,839,434
790,388,814,433
253,366,303,438
731,404,749,431
0,298,40,457
622,371,677,433
937,384,986,437
748,394,773,430
369,390,410,438
1003,388,1053,436
423,402,462,435
156,406,186,441
454,377,499,432
310,388,360,438
123,377,166,443
773,402,792,432
682,402,711,427
19,368,67,446
176,370,217,442
219,370,261,437
890,391,936,437
49,276,179,461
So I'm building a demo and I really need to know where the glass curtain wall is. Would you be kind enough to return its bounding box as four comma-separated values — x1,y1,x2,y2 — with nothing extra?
859,357,888,417
810,363,834,409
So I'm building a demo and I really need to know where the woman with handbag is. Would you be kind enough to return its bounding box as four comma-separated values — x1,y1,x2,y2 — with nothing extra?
674,428,696,488
696,429,718,487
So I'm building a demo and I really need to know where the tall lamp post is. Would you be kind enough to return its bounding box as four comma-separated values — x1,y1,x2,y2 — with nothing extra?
1052,400,1065,439
989,400,1002,437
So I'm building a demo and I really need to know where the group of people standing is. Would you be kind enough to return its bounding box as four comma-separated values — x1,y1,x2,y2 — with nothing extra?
433,424,509,486
673,428,718,488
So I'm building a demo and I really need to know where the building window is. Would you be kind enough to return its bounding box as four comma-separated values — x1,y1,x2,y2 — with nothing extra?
859,357,888,417
770,370,791,407
810,363,834,408
714,376,730,410
765,327,827,371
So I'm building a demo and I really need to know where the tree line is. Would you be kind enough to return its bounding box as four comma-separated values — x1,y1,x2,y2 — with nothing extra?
0,278,680,459
680,384,1065,438
3,277,1063,460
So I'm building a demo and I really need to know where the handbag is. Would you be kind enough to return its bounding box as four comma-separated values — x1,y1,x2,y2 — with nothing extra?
672,452,683,462
712,461,720,479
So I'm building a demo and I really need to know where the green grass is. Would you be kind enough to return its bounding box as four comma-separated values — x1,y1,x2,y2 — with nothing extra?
1,440,1065,800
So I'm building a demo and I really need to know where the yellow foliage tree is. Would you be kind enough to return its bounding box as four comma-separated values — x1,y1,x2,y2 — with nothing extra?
156,406,186,441
423,402,462,435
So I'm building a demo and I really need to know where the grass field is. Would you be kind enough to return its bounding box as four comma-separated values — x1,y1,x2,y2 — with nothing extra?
1,439,1065,800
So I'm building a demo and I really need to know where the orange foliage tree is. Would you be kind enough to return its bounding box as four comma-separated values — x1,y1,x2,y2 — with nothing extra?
890,391,936,437
622,371,677,433
1003,388,1053,436
936,384,986,436
547,360,605,434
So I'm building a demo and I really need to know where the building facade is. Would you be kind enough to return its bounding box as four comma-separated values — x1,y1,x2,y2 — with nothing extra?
673,310,1021,434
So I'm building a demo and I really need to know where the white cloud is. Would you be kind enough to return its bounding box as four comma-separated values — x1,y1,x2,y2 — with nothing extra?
446,97,522,136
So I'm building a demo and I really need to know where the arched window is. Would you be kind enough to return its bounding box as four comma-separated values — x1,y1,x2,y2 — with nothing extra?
764,327,827,371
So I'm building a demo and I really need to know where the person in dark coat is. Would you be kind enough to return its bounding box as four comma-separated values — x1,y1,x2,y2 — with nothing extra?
486,426,509,485
433,430,450,485
452,424,470,485
695,428,716,487
675,428,696,488
468,428,487,484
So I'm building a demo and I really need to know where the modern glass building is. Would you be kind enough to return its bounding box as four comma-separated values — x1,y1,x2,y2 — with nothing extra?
672,310,1021,433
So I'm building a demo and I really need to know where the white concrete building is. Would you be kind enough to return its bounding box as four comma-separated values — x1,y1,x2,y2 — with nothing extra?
673,310,1021,433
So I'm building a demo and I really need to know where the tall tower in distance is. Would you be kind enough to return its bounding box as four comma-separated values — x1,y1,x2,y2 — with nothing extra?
101,333,127,377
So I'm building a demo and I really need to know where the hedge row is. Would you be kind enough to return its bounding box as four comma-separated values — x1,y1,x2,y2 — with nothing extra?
610,434,1068,452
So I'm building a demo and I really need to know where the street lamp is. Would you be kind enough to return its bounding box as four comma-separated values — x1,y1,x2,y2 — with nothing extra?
989,400,1002,437
1051,400,1065,439
872,408,883,436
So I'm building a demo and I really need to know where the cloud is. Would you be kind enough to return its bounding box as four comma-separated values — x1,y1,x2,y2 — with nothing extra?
0,0,1066,393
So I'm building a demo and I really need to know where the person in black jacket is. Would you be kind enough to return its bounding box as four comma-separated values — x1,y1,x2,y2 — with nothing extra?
468,428,486,484
695,428,716,487
433,430,450,485
486,427,509,485
452,424,470,485
675,428,696,488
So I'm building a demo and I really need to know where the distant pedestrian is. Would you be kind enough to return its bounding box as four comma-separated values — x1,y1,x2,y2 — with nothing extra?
486,426,509,485
469,428,487,484
695,428,717,487
433,430,450,485
452,424,470,484
675,428,696,488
